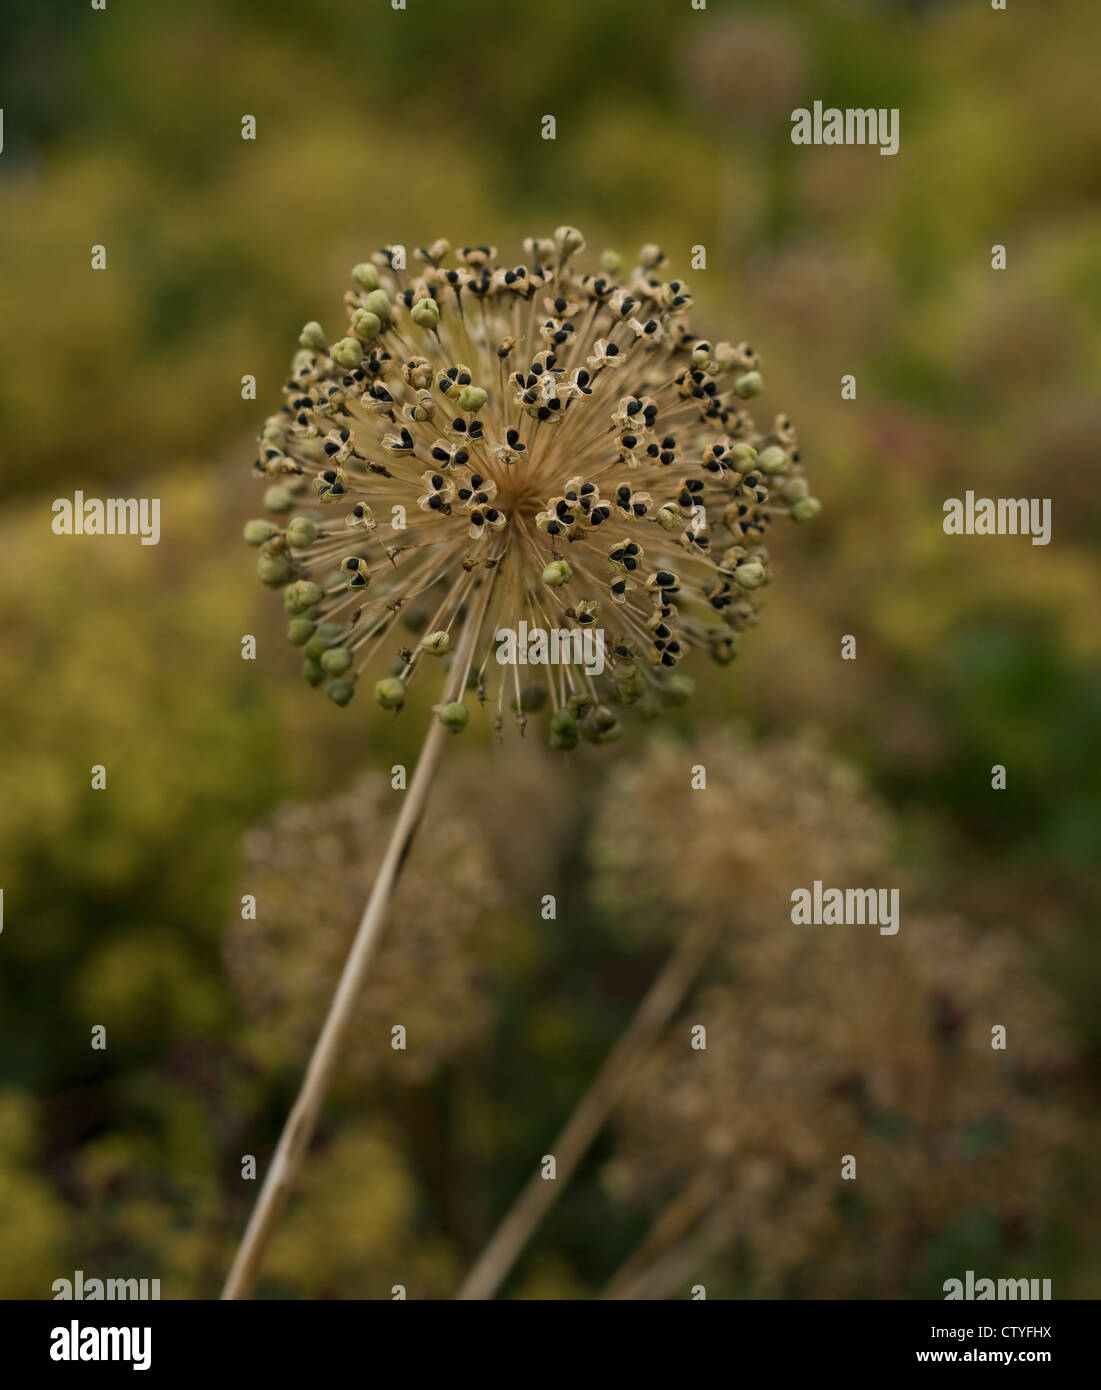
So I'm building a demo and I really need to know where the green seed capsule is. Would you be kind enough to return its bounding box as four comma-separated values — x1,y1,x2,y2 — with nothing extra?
325,678,355,706
542,559,572,587
244,518,278,546
330,337,364,369
581,705,619,742
374,677,406,710
581,714,619,744
782,477,810,503
411,297,440,329
757,445,788,475
733,371,764,399
352,263,380,291
438,701,469,732
792,497,822,524
554,226,585,256
660,674,696,706
421,630,451,656
298,321,327,353
459,385,487,413
594,705,618,731
304,623,343,660
548,708,579,750
615,670,647,704
601,249,623,274
286,516,319,548
263,485,294,514
303,658,325,686
283,580,325,614
287,617,315,646
351,308,382,341
637,691,663,721
320,647,353,675
364,289,391,321
257,554,292,587
734,562,766,590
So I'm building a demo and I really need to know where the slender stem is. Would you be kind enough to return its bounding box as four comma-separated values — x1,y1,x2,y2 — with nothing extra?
455,912,723,1300
600,1171,720,1300
609,1200,734,1301
221,713,450,1299
223,570,495,1300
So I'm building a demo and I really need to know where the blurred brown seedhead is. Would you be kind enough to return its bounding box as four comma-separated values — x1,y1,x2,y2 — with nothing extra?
589,728,890,942
244,232,819,746
225,767,508,1083
591,734,1077,1295
679,15,808,133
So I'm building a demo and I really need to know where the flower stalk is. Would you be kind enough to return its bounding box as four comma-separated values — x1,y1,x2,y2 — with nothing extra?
455,910,723,1300
222,570,495,1299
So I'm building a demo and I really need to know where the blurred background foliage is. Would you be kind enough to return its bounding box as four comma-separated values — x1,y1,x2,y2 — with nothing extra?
0,0,1098,1297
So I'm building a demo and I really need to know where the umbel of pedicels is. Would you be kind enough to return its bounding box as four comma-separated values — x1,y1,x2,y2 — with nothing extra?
244,230,820,748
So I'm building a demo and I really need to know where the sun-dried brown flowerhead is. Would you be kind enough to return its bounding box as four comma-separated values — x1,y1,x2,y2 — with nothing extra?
225,768,507,1083
589,728,890,944
244,232,819,745
590,733,1079,1295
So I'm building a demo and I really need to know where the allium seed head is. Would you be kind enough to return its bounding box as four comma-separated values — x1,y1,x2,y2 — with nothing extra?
247,234,820,741
226,769,508,1083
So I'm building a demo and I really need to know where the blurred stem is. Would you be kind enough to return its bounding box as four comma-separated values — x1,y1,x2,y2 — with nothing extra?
600,1171,720,1300
222,572,494,1300
455,912,723,1300
608,1200,735,1301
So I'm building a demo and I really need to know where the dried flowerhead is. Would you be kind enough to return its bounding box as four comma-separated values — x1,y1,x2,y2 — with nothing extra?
225,769,506,1083
244,232,819,745
591,733,1079,1295
609,912,1076,1296
589,729,889,942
